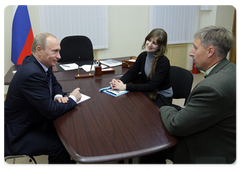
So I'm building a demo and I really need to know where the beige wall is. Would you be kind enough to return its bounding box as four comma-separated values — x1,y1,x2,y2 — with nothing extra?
216,5,235,31
4,6,14,94
4,5,235,94
186,5,235,70
97,6,149,59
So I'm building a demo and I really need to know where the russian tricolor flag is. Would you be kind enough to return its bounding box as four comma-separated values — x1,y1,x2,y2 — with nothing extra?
11,5,34,65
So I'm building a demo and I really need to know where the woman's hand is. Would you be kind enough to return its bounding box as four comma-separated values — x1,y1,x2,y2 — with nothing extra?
110,79,126,90
110,79,117,89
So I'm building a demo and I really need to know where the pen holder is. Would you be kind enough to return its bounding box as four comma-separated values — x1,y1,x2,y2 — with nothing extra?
95,66,102,75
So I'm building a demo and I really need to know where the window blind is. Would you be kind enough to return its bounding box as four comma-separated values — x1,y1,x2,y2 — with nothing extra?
38,5,108,49
149,6,199,44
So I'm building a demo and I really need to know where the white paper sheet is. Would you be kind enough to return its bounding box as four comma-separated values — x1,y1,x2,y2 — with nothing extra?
77,93,91,104
60,63,79,71
81,65,107,72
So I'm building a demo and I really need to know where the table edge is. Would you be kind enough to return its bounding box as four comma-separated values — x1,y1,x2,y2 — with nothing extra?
59,132,177,163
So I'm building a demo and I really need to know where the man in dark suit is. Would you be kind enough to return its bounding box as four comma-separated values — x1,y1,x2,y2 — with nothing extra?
5,33,82,163
141,26,236,164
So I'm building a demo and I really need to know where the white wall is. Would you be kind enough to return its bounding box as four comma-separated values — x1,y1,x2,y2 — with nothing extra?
4,5,235,94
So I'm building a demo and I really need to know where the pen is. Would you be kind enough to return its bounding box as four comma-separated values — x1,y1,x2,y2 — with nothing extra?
90,64,93,72
99,86,111,92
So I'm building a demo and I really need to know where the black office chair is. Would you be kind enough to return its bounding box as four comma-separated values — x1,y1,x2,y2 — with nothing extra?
170,66,193,111
58,35,94,63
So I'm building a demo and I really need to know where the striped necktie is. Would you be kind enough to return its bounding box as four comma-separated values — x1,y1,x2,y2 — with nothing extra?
46,69,52,95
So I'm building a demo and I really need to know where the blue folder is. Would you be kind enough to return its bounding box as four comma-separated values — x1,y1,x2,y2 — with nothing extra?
99,86,129,97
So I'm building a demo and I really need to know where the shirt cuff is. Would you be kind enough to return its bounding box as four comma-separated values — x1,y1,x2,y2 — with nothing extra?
54,94,63,100
69,95,77,103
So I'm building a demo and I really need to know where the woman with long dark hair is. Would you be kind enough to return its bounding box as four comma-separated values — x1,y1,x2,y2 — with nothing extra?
110,28,173,107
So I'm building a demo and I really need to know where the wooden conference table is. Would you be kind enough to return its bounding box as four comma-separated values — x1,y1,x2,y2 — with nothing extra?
4,57,177,163
4,57,130,85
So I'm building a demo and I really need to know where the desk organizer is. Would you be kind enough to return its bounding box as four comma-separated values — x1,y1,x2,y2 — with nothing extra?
122,56,137,68
75,74,94,79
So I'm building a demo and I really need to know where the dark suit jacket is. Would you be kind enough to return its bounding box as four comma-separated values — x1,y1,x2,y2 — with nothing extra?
160,58,236,163
5,55,77,156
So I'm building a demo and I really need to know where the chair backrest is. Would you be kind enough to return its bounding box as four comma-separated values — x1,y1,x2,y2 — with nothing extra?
5,155,37,164
170,66,193,105
58,35,94,63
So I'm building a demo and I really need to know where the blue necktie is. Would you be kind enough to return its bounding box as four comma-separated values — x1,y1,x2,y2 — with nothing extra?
46,69,52,95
